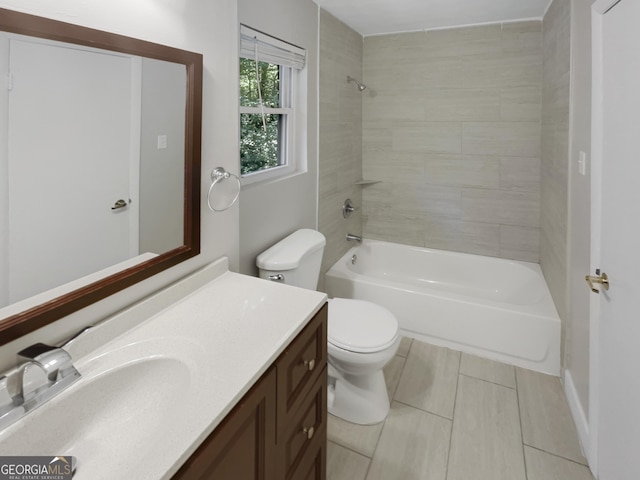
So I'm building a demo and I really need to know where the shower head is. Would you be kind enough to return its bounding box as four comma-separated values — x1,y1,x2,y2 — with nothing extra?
347,75,367,92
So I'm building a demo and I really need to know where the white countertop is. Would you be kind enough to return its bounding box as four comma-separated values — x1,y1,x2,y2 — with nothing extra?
0,258,327,479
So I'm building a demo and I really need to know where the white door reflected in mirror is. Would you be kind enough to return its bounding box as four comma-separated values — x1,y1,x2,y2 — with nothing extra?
0,35,187,308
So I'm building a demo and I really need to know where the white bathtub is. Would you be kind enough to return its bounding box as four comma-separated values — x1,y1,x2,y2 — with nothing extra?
325,240,561,375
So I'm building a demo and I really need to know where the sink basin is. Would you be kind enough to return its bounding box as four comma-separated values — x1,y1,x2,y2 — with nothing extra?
0,265,327,480
0,337,205,479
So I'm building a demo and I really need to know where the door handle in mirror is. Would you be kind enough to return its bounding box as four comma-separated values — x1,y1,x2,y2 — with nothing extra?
111,199,130,210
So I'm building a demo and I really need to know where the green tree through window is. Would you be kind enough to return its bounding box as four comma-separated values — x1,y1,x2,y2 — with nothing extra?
240,58,285,175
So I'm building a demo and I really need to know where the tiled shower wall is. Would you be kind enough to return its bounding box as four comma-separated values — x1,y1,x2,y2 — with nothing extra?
318,10,363,289
541,0,571,321
362,22,543,261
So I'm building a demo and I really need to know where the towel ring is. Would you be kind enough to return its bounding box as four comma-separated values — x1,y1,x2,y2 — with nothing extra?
207,167,241,212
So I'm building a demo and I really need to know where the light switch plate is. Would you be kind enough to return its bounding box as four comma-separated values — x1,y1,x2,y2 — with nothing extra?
578,151,587,176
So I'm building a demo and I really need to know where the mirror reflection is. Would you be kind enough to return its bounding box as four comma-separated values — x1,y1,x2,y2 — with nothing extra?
0,33,187,308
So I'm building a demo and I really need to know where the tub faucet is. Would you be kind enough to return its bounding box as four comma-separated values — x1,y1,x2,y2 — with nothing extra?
346,233,362,243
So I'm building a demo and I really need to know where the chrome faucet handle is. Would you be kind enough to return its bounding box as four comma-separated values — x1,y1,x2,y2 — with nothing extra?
0,374,24,427
1,362,46,406
343,199,360,218
1,369,25,405
17,344,75,383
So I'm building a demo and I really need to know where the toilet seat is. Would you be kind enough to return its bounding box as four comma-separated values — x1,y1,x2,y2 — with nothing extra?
328,298,399,353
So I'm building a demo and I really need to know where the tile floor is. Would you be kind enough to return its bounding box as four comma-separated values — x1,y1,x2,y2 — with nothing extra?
327,338,594,480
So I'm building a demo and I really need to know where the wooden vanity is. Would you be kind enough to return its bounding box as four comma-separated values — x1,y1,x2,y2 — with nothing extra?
173,303,328,480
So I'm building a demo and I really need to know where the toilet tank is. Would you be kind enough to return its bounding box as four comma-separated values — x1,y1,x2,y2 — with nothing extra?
256,229,326,290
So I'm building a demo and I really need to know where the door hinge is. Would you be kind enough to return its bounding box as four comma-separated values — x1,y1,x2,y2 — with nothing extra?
6,72,13,91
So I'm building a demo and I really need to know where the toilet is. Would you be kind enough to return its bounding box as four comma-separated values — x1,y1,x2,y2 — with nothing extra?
257,229,400,425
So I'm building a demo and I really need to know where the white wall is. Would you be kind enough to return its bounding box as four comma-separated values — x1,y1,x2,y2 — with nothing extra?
0,0,240,370
238,0,319,276
0,35,8,308
139,58,186,255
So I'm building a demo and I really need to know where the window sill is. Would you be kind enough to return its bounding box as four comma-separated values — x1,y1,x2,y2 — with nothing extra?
240,166,307,190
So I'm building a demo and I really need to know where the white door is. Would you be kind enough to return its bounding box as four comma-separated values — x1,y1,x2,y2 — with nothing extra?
7,38,138,303
592,0,640,478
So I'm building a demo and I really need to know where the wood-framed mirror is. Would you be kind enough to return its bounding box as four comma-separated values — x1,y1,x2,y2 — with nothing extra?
0,8,202,345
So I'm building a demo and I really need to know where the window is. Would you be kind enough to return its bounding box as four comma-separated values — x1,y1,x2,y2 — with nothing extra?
239,58,291,175
239,26,306,182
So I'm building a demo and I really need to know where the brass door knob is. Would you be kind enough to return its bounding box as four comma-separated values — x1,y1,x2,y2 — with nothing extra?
585,271,609,293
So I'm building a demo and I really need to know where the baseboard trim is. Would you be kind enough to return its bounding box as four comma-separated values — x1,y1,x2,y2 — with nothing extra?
563,369,591,464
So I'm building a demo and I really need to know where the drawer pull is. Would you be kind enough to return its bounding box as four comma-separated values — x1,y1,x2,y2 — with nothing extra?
303,359,316,371
302,426,315,440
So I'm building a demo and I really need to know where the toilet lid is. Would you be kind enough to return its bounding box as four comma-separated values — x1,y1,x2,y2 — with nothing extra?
328,298,399,353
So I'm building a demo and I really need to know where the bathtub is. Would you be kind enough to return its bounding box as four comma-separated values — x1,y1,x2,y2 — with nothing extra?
325,240,561,375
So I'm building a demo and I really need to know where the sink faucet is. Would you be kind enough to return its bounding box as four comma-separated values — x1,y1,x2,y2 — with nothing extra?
346,233,362,243
19,343,76,382
6,344,77,404
0,342,81,430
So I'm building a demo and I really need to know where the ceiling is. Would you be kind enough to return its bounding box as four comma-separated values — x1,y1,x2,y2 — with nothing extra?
314,0,553,37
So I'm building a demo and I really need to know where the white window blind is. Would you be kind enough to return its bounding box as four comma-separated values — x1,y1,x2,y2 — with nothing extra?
240,25,306,70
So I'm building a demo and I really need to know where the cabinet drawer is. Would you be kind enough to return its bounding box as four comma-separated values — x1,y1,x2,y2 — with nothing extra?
277,303,327,423
280,370,327,480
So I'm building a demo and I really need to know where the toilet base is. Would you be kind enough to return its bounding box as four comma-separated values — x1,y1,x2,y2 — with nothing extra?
327,364,390,425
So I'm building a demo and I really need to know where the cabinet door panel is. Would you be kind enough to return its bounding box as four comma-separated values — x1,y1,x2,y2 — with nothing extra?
172,368,276,480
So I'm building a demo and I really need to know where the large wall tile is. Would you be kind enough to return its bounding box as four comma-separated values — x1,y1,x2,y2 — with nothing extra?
423,218,500,257
364,151,425,185
362,214,425,247
365,55,466,89
500,156,541,192
422,88,501,122
424,154,500,189
540,0,570,321
362,126,392,153
500,86,542,121
501,21,543,54
318,10,363,288
461,52,543,88
462,122,541,157
461,189,540,227
363,95,426,122
392,122,462,154
500,225,540,262
424,24,503,58
362,21,542,262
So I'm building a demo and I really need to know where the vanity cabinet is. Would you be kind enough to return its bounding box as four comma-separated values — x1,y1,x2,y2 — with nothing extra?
173,303,328,480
